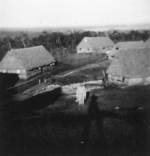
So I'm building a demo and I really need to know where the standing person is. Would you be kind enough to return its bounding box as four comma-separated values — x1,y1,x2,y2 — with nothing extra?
76,82,86,105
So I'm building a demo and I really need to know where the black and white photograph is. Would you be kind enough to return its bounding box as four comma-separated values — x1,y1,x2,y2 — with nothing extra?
0,0,150,155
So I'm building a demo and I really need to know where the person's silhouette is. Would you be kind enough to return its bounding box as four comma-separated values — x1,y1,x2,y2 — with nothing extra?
80,94,108,154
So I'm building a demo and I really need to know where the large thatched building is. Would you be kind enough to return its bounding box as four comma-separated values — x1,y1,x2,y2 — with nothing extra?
107,40,146,60
0,45,56,79
77,37,114,53
106,48,150,86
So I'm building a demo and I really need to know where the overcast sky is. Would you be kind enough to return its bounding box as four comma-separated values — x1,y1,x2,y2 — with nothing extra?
0,0,150,29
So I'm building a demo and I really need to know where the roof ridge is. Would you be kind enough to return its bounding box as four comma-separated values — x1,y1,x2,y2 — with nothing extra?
10,45,44,51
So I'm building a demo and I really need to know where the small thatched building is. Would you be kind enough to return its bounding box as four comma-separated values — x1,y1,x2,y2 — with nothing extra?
0,45,56,79
106,48,150,86
107,40,146,60
77,37,114,53
113,40,146,49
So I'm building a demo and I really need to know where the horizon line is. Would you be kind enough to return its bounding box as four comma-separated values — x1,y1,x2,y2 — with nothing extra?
0,23,150,31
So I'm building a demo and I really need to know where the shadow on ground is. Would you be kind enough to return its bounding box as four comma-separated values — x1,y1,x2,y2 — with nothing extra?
1,87,62,120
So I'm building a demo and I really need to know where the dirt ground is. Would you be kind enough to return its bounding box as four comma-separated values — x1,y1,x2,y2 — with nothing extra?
0,85,150,156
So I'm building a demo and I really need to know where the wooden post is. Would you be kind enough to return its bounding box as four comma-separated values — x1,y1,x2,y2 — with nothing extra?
44,79,47,83
102,69,105,77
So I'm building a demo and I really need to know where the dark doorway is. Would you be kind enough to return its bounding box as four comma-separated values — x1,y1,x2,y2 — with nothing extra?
0,73,19,102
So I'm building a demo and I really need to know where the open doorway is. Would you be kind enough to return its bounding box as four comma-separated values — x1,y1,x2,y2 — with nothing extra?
0,73,19,102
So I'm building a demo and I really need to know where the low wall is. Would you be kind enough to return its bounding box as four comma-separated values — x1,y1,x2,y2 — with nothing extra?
108,75,150,86
128,77,150,86
127,77,143,86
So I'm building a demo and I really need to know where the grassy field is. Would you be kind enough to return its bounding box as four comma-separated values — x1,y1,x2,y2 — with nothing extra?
1,84,150,156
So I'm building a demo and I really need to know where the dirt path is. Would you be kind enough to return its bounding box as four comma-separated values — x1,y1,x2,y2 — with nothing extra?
55,63,101,77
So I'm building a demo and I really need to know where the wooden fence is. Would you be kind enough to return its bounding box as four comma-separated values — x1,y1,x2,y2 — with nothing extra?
56,53,107,66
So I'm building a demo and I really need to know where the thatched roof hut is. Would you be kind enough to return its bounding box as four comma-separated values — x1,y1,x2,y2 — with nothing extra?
0,45,55,72
107,48,150,78
107,41,147,60
77,37,114,53
113,40,146,50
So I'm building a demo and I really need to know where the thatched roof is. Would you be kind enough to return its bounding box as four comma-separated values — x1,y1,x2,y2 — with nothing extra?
0,45,55,71
113,40,146,49
107,48,119,57
108,40,147,58
77,37,114,49
107,48,150,78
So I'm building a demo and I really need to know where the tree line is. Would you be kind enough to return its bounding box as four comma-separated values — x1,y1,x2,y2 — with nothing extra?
0,29,150,60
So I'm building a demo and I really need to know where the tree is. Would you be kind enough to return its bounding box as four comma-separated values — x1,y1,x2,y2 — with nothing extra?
0,36,13,60
19,33,32,48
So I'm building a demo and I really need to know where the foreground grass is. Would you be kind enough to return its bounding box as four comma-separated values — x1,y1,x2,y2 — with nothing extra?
1,86,150,156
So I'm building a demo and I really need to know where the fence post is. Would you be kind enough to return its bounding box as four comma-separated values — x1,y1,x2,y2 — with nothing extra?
69,59,72,65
